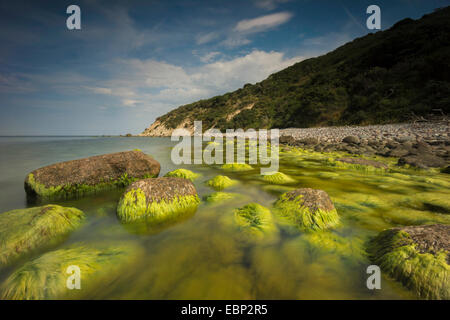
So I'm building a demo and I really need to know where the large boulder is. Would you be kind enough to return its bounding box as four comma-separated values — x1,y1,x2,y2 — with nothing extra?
273,188,340,232
342,136,360,145
368,224,449,300
117,177,200,224
398,154,446,169
25,150,160,199
0,205,84,267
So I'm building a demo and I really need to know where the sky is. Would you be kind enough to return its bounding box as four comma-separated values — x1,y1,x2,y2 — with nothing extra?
0,0,448,135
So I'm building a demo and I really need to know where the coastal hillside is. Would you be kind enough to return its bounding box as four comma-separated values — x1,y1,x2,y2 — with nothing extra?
141,7,450,136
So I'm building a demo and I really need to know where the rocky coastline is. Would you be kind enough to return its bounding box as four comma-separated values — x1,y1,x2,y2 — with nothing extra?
279,121,449,169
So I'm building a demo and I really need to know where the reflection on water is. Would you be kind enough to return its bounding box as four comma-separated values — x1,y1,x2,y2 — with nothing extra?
1,136,449,299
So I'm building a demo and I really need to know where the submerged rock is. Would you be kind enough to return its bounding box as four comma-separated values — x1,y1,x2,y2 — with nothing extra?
0,242,142,300
117,177,200,224
368,224,449,300
221,163,253,172
262,172,296,185
336,158,388,169
164,168,200,181
204,192,239,203
25,150,161,200
273,188,340,232
206,175,237,190
0,205,84,267
233,203,278,242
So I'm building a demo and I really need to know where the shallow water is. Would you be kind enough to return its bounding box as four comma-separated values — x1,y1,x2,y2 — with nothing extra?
1,136,449,299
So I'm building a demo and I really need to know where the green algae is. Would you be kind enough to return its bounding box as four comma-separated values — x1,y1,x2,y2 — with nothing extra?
0,205,84,267
261,171,296,185
233,203,278,242
273,193,340,232
26,172,156,200
300,231,365,261
206,175,237,190
368,230,450,300
262,185,296,196
326,158,388,174
0,242,142,300
414,192,450,214
164,168,200,181
204,192,239,203
221,163,253,172
117,188,200,224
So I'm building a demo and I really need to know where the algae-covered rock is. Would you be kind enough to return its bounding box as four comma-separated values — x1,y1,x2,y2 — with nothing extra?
273,188,340,232
117,177,200,224
336,158,388,169
164,168,200,181
301,232,365,261
0,242,142,300
0,205,84,267
206,175,237,190
221,163,253,172
204,192,239,203
25,150,161,200
261,172,295,185
368,224,450,300
233,203,278,242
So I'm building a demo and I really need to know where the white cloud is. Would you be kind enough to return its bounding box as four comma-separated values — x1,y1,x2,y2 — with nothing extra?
199,51,221,63
122,99,140,107
196,32,220,45
89,50,304,112
234,12,293,33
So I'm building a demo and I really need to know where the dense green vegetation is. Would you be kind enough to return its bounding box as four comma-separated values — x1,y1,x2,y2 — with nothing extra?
150,7,450,131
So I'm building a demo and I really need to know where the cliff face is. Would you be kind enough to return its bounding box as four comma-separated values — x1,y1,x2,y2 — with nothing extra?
141,7,450,136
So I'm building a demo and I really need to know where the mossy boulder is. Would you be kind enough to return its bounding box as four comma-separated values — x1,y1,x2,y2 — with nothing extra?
221,163,253,172
261,172,295,185
206,175,237,190
0,242,142,300
25,150,161,200
368,224,450,300
0,205,84,267
117,177,200,224
164,168,200,181
273,188,340,232
233,203,278,242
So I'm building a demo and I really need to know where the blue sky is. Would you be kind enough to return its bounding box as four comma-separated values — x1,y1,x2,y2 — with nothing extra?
0,0,448,135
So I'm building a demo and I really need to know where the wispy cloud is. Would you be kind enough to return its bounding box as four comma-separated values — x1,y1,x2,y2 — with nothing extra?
199,51,222,63
234,12,293,33
196,32,220,45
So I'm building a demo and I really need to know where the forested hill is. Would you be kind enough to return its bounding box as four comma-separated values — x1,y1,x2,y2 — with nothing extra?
141,7,450,136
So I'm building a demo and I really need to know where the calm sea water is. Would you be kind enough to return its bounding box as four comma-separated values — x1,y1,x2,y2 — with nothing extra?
2,136,449,299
